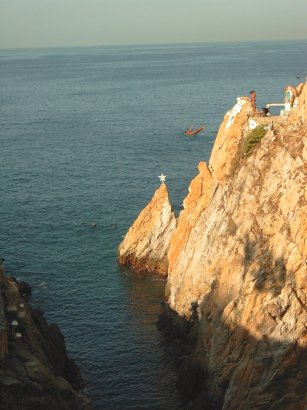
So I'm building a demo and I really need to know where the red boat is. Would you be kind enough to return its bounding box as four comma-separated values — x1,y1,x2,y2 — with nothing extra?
184,126,205,136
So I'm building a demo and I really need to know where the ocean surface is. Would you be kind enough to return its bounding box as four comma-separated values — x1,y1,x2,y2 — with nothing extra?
1,40,306,409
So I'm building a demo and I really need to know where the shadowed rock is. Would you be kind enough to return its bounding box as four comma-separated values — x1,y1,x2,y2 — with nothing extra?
0,272,92,409
158,298,306,410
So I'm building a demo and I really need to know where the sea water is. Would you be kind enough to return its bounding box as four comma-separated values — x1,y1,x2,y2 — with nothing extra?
1,40,306,409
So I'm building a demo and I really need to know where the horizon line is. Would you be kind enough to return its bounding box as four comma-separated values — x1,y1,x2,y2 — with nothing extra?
1,37,307,52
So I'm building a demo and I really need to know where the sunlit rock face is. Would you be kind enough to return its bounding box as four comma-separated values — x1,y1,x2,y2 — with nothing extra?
166,124,306,408
167,125,306,316
209,96,250,184
165,84,306,409
119,83,306,408
288,82,307,125
168,161,216,275
118,183,177,276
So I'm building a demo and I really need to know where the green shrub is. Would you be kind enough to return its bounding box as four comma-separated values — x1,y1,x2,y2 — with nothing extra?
244,125,267,156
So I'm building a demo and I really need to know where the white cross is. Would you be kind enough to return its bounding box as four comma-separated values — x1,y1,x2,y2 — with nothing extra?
159,173,166,183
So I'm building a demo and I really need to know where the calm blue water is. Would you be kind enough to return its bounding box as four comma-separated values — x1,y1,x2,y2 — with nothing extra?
1,40,306,409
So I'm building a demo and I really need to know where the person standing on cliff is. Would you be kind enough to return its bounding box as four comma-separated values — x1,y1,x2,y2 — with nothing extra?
249,90,257,112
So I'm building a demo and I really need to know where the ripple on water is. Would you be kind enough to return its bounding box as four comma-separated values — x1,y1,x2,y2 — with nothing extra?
1,41,306,409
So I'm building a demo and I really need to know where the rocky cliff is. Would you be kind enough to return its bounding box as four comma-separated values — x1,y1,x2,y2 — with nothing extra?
118,183,177,276
119,82,307,409
0,266,91,410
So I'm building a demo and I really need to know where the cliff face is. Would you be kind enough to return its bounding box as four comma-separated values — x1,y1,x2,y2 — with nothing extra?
168,161,216,275
168,100,306,317
118,183,177,276
119,82,307,409
166,97,306,408
167,84,306,409
209,96,250,184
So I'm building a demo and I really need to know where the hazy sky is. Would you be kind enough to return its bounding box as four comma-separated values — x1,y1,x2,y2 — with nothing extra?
1,0,307,48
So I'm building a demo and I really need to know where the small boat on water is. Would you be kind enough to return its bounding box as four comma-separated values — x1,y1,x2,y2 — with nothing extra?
184,126,205,136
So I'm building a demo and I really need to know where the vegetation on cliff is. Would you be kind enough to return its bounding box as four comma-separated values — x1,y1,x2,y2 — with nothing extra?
244,124,267,155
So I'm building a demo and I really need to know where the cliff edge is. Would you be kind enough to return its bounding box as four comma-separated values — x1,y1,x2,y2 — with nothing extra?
118,81,307,409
